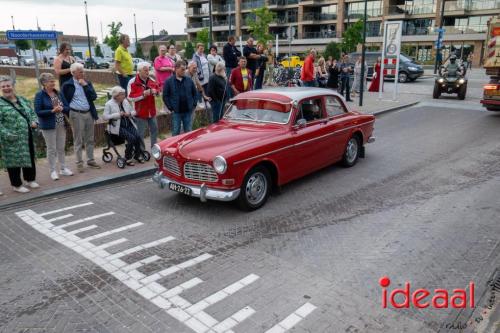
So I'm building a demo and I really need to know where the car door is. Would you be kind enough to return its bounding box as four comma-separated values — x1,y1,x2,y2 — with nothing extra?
281,97,332,180
323,95,353,161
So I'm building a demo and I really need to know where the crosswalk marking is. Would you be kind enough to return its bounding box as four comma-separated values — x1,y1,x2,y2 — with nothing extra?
39,202,93,216
53,212,115,229
16,206,318,333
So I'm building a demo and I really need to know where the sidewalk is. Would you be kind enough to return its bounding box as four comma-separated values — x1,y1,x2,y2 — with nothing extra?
0,138,156,209
0,95,420,209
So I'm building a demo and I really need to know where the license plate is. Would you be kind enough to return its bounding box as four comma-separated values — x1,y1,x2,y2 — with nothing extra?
168,182,192,196
485,90,500,96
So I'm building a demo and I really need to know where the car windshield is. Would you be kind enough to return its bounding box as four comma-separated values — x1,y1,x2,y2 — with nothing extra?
224,99,292,124
400,54,413,63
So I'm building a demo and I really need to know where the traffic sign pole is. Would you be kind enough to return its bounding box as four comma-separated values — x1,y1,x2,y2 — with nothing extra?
31,40,41,89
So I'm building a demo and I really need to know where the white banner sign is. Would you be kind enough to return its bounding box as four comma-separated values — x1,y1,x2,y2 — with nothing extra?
380,21,403,101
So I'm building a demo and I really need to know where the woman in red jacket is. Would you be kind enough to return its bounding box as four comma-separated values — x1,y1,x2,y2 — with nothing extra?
128,62,160,151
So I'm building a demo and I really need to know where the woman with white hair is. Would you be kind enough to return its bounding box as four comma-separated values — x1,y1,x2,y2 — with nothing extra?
207,62,228,123
0,75,40,193
104,86,142,165
34,72,73,180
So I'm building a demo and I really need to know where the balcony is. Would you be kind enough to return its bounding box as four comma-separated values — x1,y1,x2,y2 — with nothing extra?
269,0,299,6
241,0,265,10
302,12,337,21
444,1,469,15
187,21,210,29
346,9,382,20
274,15,298,24
302,31,336,39
429,25,487,34
187,7,209,16
212,3,235,13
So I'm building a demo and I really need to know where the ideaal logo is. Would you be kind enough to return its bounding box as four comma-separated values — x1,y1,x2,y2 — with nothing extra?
379,276,475,309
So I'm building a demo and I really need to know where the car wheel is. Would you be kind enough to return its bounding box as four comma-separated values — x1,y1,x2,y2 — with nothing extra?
238,166,271,211
433,83,441,99
458,84,466,100
398,72,408,83
102,152,113,163
341,136,360,168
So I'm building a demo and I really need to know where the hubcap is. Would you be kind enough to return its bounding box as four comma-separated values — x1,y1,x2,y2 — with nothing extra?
346,138,358,164
245,172,267,205
399,73,407,82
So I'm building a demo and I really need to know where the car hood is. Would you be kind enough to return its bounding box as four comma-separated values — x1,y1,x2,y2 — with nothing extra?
174,121,285,161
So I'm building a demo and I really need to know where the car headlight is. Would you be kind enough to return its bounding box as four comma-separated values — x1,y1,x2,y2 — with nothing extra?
438,78,444,83
458,79,465,84
151,144,161,160
213,155,227,174
408,66,418,71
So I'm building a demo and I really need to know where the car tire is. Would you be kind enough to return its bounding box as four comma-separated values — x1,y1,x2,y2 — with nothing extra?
433,83,441,99
341,136,360,168
238,166,271,211
398,72,408,83
458,84,466,100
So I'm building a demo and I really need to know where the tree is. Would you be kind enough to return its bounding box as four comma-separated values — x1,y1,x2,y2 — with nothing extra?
135,43,144,59
341,20,364,53
184,41,194,59
95,44,104,57
15,40,31,51
149,44,159,61
104,21,122,51
169,39,176,47
159,29,168,35
323,42,341,60
195,28,209,47
247,7,276,45
34,40,51,53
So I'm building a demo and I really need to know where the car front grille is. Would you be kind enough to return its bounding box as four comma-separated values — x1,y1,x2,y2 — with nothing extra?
163,156,181,176
184,162,218,183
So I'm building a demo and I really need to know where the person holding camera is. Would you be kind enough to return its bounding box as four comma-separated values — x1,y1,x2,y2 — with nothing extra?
128,62,160,150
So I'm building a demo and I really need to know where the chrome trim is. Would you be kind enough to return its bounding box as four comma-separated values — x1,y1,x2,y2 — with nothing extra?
234,120,375,165
184,162,218,182
367,136,376,143
163,156,181,176
152,171,240,202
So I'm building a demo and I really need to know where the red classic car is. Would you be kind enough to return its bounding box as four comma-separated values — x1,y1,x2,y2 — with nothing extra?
152,87,375,210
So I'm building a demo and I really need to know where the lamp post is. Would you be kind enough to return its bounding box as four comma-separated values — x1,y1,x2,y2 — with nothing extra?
152,21,155,46
208,0,213,47
359,0,368,107
53,24,59,50
11,16,15,29
434,0,446,74
134,13,138,55
84,1,93,62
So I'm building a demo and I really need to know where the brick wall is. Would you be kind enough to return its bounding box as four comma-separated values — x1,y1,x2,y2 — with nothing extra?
0,65,118,85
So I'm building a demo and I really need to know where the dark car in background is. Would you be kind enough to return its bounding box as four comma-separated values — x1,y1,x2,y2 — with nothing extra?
84,57,110,69
348,52,424,83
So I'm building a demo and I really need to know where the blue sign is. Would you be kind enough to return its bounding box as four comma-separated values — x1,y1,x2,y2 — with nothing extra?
6,30,58,40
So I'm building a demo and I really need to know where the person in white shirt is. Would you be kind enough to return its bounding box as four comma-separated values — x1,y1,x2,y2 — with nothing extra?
207,45,225,75
192,43,210,101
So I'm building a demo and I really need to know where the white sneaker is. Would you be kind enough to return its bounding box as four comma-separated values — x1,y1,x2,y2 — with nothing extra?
60,168,73,176
13,186,30,193
51,171,59,180
27,181,40,189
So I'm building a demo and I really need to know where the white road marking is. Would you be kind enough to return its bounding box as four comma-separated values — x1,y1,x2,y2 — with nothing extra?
16,206,318,333
46,214,73,222
264,302,317,333
106,236,175,260
39,202,94,216
53,212,115,229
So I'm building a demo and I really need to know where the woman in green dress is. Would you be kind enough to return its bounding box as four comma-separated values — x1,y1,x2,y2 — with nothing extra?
0,75,40,193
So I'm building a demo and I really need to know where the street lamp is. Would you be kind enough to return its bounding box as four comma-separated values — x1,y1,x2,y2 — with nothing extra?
11,15,15,30
208,0,213,47
84,1,93,62
359,0,368,107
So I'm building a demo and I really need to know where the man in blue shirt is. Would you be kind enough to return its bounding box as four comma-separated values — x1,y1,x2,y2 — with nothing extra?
163,61,198,136
61,63,100,172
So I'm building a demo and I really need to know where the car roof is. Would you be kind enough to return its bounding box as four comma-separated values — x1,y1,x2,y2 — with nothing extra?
234,87,342,103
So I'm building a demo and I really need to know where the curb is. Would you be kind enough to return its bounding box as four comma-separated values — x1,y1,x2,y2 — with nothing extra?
0,166,156,211
372,101,420,116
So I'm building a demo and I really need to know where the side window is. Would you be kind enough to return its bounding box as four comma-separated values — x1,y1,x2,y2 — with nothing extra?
325,96,347,117
297,98,325,123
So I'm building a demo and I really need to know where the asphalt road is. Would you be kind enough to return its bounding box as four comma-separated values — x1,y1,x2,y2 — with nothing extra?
1,100,499,333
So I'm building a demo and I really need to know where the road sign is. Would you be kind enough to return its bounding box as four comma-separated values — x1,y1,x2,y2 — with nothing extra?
286,26,296,40
380,20,403,101
6,30,58,40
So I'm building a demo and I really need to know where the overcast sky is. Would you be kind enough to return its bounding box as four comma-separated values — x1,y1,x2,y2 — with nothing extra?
0,0,186,42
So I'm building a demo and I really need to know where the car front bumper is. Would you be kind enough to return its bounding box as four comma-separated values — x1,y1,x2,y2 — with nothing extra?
152,171,240,202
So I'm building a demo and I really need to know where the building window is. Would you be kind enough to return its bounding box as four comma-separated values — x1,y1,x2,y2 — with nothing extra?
347,1,383,19
406,0,436,15
403,19,434,35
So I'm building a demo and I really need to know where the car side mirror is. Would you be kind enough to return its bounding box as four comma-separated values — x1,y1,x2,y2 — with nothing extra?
295,118,307,129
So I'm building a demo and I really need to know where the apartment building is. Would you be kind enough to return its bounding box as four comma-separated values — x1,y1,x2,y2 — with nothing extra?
185,0,498,66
